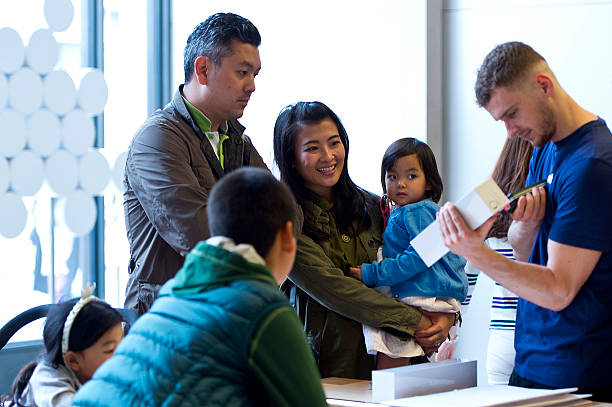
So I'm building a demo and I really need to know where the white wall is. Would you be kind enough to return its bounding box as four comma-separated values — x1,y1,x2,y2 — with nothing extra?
444,0,612,200
172,1,427,195
444,0,612,384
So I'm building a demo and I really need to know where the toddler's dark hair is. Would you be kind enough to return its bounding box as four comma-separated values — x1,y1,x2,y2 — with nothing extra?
6,299,122,406
381,138,443,203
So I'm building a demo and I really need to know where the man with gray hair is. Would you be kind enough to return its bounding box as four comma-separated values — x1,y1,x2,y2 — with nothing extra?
123,13,267,314
438,41,612,401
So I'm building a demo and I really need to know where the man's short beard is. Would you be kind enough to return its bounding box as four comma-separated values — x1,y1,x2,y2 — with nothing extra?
533,103,556,147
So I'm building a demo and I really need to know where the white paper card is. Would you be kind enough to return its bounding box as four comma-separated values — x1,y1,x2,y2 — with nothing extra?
411,178,509,267
371,359,476,402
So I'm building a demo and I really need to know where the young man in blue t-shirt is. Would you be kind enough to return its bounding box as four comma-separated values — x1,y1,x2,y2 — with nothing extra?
437,41,612,402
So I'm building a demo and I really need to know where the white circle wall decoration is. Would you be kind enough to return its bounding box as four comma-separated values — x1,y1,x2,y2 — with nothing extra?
26,29,60,75
75,68,108,115
8,67,44,115
27,109,61,156
44,0,74,32
0,157,9,194
112,151,128,192
43,70,76,115
9,150,45,196
0,0,111,239
0,192,27,238
61,109,95,155
78,149,110,195
45,149,78,196
57,190,97,236
0,74,8,110
0,28,25,74
0,109,27,157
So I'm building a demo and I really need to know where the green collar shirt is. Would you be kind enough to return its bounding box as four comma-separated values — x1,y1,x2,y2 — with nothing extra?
182,96,230,169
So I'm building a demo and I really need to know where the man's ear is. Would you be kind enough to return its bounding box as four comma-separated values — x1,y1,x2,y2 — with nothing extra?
280,221,296,254
63,350,81,373
534,73,554,97
193,55,211,85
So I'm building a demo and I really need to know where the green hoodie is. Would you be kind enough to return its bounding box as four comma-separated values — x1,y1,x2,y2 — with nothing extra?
173,239,329,407
172,241,275,295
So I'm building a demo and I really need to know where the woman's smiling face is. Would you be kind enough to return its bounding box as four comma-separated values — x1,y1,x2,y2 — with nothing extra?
293,118,345,200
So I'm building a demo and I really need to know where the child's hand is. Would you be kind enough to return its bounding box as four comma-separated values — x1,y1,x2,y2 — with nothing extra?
348,266,362,281
435,339,457,361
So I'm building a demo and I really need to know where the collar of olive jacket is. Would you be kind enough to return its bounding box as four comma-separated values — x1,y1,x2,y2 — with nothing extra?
172,86,248,180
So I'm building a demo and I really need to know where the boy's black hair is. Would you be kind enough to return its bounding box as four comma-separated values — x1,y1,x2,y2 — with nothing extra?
273,101,371,235
381,138,443,203
184,12,261,83
207,168,297,258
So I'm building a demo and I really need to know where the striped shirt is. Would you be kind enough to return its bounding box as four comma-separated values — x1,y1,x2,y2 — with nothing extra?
462,237,518,331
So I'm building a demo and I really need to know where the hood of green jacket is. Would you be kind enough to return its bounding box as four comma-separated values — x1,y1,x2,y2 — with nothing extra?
172,241,276,297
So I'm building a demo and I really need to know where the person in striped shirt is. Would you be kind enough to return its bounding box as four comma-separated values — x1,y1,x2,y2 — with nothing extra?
462,136,533,384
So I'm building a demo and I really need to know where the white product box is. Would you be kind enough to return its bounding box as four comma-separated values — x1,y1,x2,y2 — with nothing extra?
371,359,477,402
411,178,509,267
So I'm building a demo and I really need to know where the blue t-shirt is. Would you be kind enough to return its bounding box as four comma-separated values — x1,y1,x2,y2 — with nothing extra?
361,199,467,302
515,118,612,388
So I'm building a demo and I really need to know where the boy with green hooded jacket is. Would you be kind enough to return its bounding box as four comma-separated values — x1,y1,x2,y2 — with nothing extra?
74,168,328,407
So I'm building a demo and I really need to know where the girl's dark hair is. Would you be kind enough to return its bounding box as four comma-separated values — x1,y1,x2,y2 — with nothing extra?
3,362,37,407
45,299,123,366
273,101,371,235
7,299,122,406
487,137,534,239
381,138,443,203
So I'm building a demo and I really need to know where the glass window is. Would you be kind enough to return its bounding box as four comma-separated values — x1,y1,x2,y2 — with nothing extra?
101,0,147,308
0,0,86,343
0,0,147,343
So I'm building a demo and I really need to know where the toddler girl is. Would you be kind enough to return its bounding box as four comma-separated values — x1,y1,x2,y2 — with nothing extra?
5,286,123,407
349,138,467,368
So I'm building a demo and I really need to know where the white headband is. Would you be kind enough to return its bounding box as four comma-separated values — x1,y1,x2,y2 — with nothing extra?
61,283,99,359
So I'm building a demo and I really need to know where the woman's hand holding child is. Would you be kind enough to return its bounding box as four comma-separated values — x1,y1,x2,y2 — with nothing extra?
348,267,362,281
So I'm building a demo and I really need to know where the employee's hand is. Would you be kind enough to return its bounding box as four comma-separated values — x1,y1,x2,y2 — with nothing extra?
512,186,546,224
508,186,546,261
413,310,454,355
437,202,496,258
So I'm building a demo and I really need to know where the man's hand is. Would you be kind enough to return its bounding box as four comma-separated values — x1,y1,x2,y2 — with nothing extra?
437,202,496,259
348,266,363,281
413,310,455,355
508,186,546,261
512,186,546,223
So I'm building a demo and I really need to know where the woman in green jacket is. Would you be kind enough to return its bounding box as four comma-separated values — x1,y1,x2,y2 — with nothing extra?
272,101,455,379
